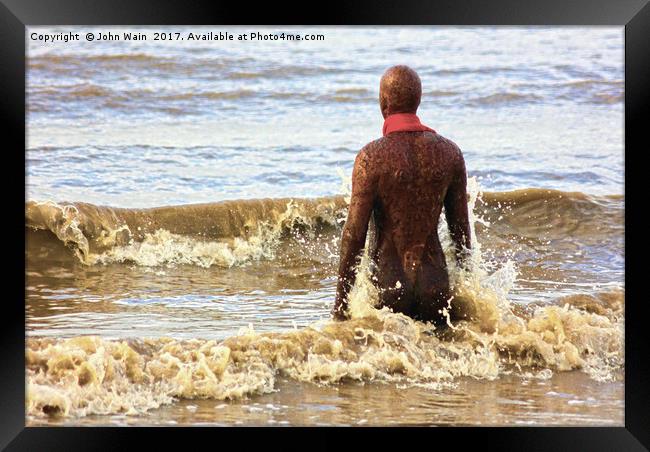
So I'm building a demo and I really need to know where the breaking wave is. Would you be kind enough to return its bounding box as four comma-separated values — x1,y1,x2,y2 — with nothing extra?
26,196,347,267
26,187,623,268
26,287,623,418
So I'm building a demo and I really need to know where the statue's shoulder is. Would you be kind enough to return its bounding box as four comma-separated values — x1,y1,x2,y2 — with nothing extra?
434,133,464,161
359,136,392,158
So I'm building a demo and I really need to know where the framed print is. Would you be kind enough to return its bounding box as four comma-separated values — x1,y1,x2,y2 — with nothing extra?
1,0,648,449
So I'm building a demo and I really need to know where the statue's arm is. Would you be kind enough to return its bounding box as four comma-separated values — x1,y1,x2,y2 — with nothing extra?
444,148,472,268
332,148,376,320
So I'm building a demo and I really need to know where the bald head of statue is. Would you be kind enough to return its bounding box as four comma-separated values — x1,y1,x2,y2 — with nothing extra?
379,65,422,118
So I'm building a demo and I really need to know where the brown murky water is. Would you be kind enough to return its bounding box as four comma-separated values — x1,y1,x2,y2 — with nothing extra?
29,373,623,426
26,188,624,426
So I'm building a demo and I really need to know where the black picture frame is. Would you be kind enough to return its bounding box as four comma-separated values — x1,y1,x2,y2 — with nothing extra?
2,0,647,450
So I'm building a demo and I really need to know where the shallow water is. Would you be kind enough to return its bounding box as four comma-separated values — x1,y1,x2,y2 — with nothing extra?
26,26,624,426
30,373,623,427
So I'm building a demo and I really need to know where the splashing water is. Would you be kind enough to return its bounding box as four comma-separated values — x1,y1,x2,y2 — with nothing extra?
26,177,623,419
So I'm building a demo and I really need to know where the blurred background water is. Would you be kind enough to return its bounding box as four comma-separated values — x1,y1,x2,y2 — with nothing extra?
27,27,623,206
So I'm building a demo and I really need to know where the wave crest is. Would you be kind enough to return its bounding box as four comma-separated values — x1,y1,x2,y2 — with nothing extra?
26,188,622,267
26,197,347,266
